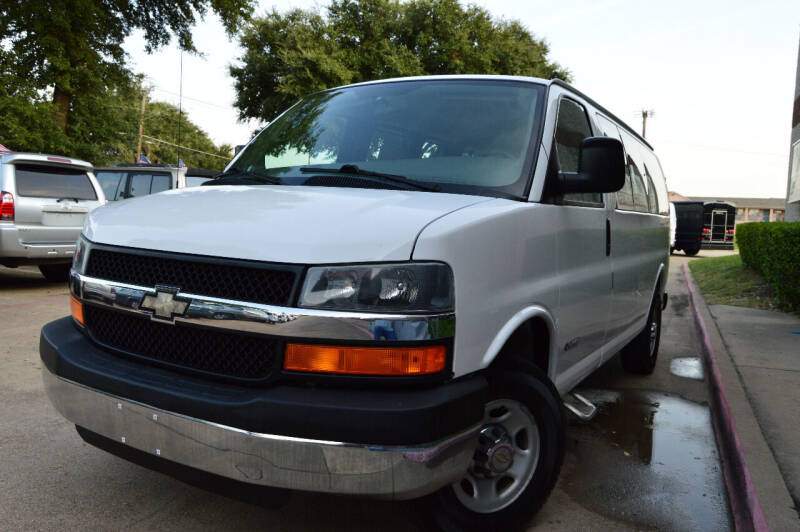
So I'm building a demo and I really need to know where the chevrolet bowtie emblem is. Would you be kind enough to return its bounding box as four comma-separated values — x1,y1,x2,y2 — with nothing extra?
140,287,189,322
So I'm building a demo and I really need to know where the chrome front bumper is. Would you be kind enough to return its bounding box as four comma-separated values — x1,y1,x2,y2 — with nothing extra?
43,370,479,499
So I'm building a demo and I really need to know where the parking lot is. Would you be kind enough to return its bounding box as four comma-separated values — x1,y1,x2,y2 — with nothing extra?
0,255,732,530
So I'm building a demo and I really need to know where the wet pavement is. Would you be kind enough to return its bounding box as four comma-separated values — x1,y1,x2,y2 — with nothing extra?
562,389,729,530
670,357,705,380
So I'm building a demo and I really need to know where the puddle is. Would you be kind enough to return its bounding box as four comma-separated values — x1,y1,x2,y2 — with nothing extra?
670,357,705,380
668,293,690,317
562,389,730,531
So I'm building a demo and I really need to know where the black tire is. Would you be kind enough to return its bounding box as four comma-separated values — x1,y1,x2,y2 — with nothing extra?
669,246,674,255
684,247,699,256
426,360,565,531
38,264,71,283
620,292,662,375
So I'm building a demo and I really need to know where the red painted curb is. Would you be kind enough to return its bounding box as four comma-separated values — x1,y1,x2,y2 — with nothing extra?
682,264,768,532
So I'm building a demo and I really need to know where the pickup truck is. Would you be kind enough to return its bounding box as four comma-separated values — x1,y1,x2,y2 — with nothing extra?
42,75,669,530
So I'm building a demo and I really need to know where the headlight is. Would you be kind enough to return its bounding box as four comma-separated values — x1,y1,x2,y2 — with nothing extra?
299,263,454,313
72,235,90,274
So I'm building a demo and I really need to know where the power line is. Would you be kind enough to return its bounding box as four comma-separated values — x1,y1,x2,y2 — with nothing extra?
141,134,229,159
149,86,232,110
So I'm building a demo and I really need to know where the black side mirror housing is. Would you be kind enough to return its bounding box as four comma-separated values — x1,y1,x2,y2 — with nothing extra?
558,137,626,194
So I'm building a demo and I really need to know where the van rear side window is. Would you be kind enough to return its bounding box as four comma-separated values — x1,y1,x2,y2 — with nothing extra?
14,164,97,200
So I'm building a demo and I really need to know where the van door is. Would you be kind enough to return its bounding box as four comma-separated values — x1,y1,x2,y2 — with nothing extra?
12,163,100,245
607,128,660,341
550,97,612,376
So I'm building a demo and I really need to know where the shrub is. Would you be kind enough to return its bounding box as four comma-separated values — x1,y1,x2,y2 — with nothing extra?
736,222,800,310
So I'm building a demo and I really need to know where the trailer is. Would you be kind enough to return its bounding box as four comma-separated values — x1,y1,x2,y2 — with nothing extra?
701,201,736,250
672,201,704,255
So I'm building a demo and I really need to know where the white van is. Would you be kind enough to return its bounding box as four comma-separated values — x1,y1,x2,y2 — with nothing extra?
42,76,669,530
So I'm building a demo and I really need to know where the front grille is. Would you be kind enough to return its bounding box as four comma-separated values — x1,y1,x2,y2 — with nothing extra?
84,305,281,382
85,248,298,306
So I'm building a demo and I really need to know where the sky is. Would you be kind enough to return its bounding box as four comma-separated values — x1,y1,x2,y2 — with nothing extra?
124,0,800,198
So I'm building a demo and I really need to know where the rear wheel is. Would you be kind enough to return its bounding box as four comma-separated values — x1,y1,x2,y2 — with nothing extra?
38,264,71,283
620,292,662,375
684,247,700,256
427,361,564,531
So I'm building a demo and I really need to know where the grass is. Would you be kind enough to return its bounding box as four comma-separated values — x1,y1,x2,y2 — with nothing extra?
688,254,780,311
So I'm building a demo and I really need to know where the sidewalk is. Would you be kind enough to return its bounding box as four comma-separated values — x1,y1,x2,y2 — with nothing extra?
683,265,800,530
710,305,800,516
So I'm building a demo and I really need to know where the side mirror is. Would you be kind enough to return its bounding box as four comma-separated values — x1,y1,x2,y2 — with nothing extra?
558,137,626,194
234,144,246,155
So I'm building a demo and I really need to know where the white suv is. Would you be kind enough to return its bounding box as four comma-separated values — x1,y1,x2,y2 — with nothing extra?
0,152,105,281
42,76,669,529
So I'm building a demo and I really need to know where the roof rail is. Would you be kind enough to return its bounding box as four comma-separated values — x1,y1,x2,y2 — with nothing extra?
110,162,171,168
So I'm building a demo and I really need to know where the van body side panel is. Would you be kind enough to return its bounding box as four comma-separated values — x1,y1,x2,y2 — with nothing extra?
550,203,611,375
607,210,659,338
411,201,559,379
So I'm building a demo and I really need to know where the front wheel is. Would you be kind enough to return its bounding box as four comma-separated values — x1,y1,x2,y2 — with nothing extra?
427,361,564,531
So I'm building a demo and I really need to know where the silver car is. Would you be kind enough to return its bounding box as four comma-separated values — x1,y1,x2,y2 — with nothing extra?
0,152,105,281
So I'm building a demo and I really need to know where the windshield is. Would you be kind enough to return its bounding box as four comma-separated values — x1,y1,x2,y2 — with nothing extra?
229,79,545,198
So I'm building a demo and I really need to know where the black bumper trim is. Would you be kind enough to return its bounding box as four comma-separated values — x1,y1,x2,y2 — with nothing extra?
41,317,486,445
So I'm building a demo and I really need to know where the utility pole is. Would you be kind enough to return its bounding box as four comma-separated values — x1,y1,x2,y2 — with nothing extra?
640,109,655,138
177,51,183,164
136,88,147,163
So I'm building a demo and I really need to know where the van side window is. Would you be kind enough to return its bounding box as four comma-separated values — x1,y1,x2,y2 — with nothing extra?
616,161,635,210
644,166,659,213
555,98,602,204
629,159,649,212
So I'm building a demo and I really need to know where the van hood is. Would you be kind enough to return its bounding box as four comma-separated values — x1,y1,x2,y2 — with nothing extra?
84,185,491,264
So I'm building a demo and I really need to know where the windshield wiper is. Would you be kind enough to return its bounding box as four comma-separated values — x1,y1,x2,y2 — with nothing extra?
299,164,440,192
203,167,282,186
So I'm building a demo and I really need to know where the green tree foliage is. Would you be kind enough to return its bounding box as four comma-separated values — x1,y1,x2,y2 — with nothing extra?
138,101,232,170
231,0,570,121
0,0,253,132
0,64,231,169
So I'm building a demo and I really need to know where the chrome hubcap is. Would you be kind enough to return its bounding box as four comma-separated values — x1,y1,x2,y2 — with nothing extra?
453,399,539,513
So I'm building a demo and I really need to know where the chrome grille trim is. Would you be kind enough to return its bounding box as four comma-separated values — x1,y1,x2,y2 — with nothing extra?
73,272,455,342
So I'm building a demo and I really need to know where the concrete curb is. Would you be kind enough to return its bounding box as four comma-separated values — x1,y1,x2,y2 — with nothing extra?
683,264,767,530
682,263,797,531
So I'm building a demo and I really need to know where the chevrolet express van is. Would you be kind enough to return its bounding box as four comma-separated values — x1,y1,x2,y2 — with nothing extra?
42,76,669,530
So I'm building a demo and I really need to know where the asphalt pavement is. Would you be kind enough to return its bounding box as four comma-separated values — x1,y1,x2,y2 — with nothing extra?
0,261,731,530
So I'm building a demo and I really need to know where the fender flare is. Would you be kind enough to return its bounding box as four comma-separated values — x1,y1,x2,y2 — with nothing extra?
650,262,666,302
480,305,559,382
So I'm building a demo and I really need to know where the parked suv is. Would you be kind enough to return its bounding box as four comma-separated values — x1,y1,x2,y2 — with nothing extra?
42,76,669,529
94,163,217,201
0,152,105,281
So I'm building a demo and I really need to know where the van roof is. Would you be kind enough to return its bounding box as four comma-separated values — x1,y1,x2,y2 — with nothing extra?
334,75,653,151
0,152,93,169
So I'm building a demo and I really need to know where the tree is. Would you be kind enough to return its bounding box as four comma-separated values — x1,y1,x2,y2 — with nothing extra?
230,0,570,122
0,0,253,133
137,101,232,170
0,64,231,169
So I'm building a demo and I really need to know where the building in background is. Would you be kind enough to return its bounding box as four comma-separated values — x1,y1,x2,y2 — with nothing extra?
787,36,800,221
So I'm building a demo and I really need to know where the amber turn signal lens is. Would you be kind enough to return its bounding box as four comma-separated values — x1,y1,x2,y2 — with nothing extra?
284,344,446,376
70,295,84,325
